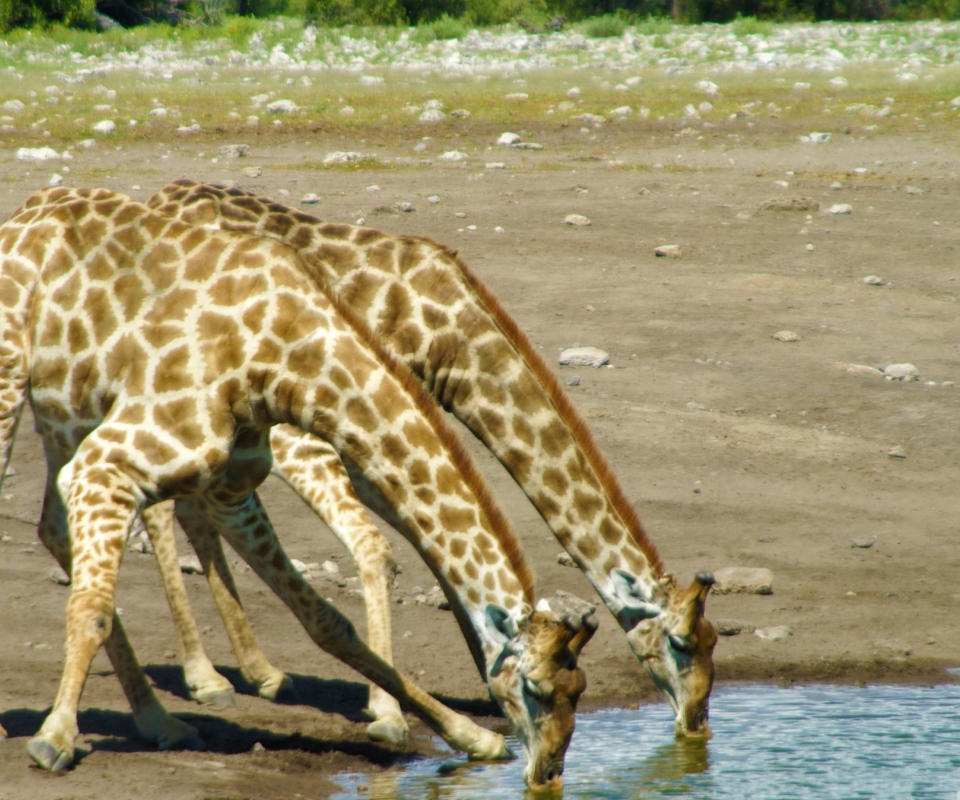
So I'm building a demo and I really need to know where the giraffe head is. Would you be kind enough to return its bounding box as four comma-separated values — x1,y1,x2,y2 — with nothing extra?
619,571,717,738
485,607,597,791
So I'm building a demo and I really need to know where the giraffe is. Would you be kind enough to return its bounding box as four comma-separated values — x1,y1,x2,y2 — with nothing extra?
0,187,594,789
145,180,718,736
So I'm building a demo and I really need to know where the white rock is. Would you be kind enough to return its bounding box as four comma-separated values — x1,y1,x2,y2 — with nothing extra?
557,552,577,568
772,330,801,342
654,244,682,258
148,107,167,118
494,226,504,233
176,124,200,135
339,106,355,117
904,186,924,196
883,363,919,381
807,131,831,143
888,445,907,458
949,96,960,108
91,120,116,134
419,109,446,123
511,142,542,150
830,181,843,190
179,555,204,575
829,76,849,89
323,151,366,164
427,195,439,204
301,193,320,204
755,625,792,641
793,82,811,90
834,362,883,378
242,166,262,178
48,173,63,187
76,139,95,149
497,132,521,145
564,214,591,227
713,566,774,595
3,99,25,112
395,201,414,213
828,203,853,215
862,275,883,285
695,80,719,96
266,99,298,113
505,93,528,101
485,162,506,169
610,105,632,117
16,146,60,162
359,75,383,86
566,87,581,98
439,150,468,161
47,565,71,585
218,144,249,158
559,347,609,368
424,99,444,110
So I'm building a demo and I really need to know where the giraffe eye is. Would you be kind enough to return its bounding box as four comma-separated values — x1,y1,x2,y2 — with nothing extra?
668,633,693,654
523,676,555,701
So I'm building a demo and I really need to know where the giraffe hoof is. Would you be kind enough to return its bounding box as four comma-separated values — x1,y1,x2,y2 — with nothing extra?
194,688,238,710
158,726,206,753
26,735,74,771
261,675,300,704
365,717,408,746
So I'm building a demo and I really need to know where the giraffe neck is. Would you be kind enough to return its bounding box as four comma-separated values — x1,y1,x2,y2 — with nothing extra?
147,182,664,628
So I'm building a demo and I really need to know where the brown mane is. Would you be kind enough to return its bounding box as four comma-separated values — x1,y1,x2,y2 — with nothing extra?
434,242,665,577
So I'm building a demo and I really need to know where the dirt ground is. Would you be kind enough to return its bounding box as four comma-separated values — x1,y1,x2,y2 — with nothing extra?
1,119,959,799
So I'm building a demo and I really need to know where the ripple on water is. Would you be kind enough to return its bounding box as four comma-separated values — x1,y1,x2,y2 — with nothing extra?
332,682,960,800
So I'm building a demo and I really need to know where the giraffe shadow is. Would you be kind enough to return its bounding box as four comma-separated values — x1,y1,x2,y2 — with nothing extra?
143,664,503,721
0,706,412,769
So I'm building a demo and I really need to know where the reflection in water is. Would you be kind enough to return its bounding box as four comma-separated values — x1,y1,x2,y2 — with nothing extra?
333,682,960,800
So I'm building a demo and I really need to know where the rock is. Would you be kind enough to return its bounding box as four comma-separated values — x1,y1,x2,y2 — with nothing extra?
439,150,468,161
806,131,831,143
291,559,310,573
712,566,773,595
828,203,853,215
610,106,632,117
300,193,321,204
450,109,471,119
903,186,924,196
550,589,596,617
862,275,883,285
497,132,521,145
505,93,529,101
148,107,168,118
570,113,606,127
830,181,843,190
321,560,339,575
77,139,96,149
883,363,919,381
47,566,70,586
92,120,117,134
179,555,204,575
887,445,907,459
564,376,580,387
638,187,651,196
566,86,582,98
771,330,801,342
511,142,543,150
266,99,298,113
834,362,884,378
695,80,719,96
242,166,262,178
359,75,383,86
557,552,577,568
3,99,25,112
559,347,609,368
419,109,446,123
176,124,200,135
758,197,819,213
564,214,591,227
654,245,682,258
715,619,753,636
251,741,266,752
323,151,366,165
829,76,849,89
950,96,960,108
485,162,506,170
851,535,876,548
17,146,60,162
218,144,249,158
754,625,792,641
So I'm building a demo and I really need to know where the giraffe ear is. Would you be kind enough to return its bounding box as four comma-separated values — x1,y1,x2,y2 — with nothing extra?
484,604,518,647
611,569,662,628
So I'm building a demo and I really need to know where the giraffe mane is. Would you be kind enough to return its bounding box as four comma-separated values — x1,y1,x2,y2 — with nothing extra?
303,267,537,607
425,240,665,578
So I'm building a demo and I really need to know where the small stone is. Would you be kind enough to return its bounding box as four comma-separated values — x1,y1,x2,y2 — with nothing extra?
17,146,60,162
834,362,884,378
164,650,176,659
291,559,309,573
511,142,543,150
654,245,682,258
758,197,819,213
828,203,853,215
242,166,262,178
419,109,446,123
564,214,591,227
176,124,201,135
179,555,204,575
450,109,471,119
551,589,596,617
559,347,609,368
323,151,366,165
638,187,650,196
455,212,466,218
904,186,924,196
564,376,580,387
830,181,843,190
91,120,116,134
505,93,529,101
883,363,919,381
266,99,298,113
251,742,266,752
829,76,849,89
439,150,468,161
557,552,577,568
772,330,801,342
712,566,773,595
754,625,792,641
887,445,907,459
48,173,63,187
716,619,753,636
218,144,249,158
321,560,340,575
427,195,440,204
3,99,25,112
47,566,71,586
497,132,521,145
301,193,321,204
805,243,815,252
485,162,506,169
862,275,883,285
493,226,505,233
851,535,876,548
395,201,414,213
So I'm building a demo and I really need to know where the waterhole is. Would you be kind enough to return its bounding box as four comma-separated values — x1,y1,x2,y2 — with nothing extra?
333,682,960,799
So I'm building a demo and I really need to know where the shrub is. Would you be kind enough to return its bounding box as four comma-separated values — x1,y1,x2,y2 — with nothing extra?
0,0,96,30
582,12,628,36
413,12,467,39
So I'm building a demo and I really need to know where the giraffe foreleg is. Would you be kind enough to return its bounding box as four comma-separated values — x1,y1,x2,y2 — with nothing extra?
271,426,406,743
28,455,201,771
176,492,510,761
141,502,237,708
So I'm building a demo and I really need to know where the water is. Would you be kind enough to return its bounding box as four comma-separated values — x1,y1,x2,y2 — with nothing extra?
332,683,960,800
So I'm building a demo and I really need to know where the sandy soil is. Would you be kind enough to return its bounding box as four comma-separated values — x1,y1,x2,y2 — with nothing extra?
1,119,959,798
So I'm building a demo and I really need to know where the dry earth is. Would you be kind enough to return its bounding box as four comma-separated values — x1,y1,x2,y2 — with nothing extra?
1,119,959,799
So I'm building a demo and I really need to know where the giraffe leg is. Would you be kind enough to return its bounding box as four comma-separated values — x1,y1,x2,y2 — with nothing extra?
176,492,510,761
28,457,202,771
271,426,406,744
182,517,297,703
141,502,237,708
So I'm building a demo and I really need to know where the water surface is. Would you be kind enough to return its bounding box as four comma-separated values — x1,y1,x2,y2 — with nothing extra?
333,683,960,799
